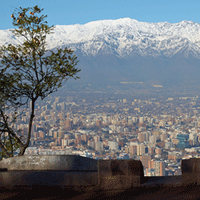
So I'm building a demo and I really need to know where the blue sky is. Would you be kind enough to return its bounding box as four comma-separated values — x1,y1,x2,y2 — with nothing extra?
1,0,200,30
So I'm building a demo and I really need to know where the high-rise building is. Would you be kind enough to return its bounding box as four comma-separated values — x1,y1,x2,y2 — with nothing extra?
34,131,39,138
58,128,65,139
137,143,146,156
87,140,95,149
81,134,89,142
96,120,102,127
140,154,152,168
49,128,56,137
155,147,162,155
53,102,58,111
125,145,137,155
132,117,137,123
60,102,66,111
108,141,119,150
149,135,157,144
148,146,155,154
139,117,144,124
148,160,165,176
94,135,101,143
62,139,68,147
176,134,190,149
55,97,60,103
53,131,58,138
128,119,133,126
148,159,154,169
189,133,198,145
154,161,165,176
65,120,72,131
138,133,146,143
160,133,167,141
144,132,149,142
39,131,45,138
165,140,173,149
116,126,124,133
95,141,103,151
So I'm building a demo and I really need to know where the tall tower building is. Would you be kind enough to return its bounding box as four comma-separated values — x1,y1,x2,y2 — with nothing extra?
53,102,58,111
137,143,146,156
154,161,165,176
95,141,104,151
55,97,60,103
139,117,144,124
60,102,66,111
148,147,155,154
87,140,95,149
129,145,137,155
140,154,152,168
62,138,68,147
94,135,101,143
108,141,119,150
149,135,157,144
138,133,146,143
148,159,154,169
65,120,72,131
58,128,65,139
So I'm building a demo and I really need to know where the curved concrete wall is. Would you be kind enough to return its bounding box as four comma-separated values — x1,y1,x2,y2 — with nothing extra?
0,155,97,171
0,155,145,190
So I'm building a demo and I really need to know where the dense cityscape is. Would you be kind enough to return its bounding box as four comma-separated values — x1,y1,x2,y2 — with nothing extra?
8,90,200,177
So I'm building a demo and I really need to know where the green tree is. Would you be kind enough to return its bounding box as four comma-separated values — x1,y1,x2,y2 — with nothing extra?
0,5,80,158
0,66,25,158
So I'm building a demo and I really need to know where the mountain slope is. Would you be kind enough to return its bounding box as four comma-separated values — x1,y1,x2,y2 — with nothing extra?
1,18,200,92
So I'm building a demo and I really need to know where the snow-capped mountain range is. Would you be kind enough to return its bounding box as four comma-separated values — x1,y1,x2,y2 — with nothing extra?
1,18,200,58
2,18,200,91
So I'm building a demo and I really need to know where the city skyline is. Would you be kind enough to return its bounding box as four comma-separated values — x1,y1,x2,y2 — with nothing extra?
12,91,200,177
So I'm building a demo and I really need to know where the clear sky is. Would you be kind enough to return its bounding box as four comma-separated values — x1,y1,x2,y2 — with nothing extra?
1,0,200,30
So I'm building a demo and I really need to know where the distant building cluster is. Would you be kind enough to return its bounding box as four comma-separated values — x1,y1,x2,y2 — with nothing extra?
4,94,200,176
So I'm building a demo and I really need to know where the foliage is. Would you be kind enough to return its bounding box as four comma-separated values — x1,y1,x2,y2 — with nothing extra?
0,5,80,158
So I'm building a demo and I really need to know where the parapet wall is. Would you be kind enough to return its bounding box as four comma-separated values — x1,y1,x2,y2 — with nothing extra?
0,155,97,171
0,156,200,199
1,155,199,192
181,158,200,185
0,155,144,191
98,159,144,190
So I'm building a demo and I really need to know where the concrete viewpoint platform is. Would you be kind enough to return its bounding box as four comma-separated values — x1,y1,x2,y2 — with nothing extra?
0,155,199,199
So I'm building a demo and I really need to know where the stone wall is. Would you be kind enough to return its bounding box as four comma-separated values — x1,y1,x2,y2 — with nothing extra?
181,158,200,185
0,171,98,189
98,159,144,190
0,155,146,190
0,155,97,171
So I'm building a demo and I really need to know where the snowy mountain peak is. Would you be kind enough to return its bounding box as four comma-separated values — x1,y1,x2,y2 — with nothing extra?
1,18,200,58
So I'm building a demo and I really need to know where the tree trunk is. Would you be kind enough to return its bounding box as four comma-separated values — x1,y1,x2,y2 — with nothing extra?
18,99,35,156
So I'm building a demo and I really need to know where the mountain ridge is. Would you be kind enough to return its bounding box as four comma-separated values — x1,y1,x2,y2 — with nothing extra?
1,18,200,58
1,18,200,93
